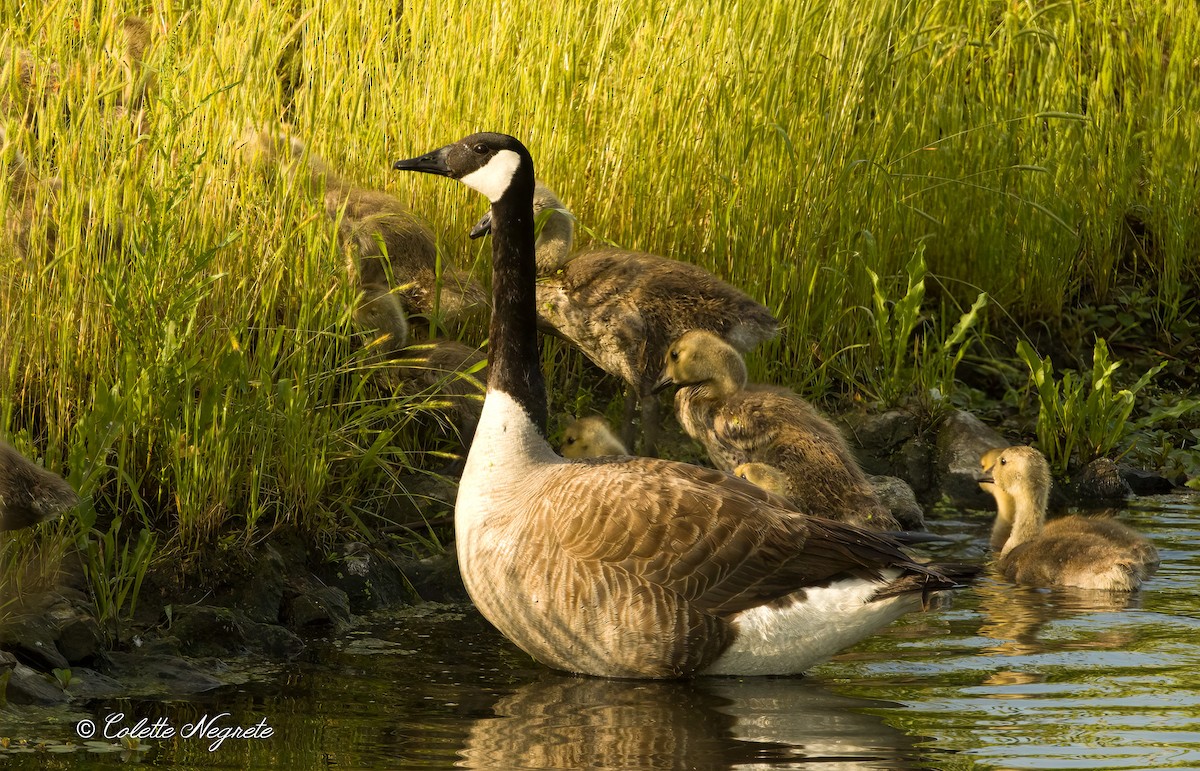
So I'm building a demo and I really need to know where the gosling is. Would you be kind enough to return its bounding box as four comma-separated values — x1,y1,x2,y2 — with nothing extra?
471,182,777,456
978,446,1159,591
656,329,898,531
0,440,78,531
240,129,486,337
559,416,629,459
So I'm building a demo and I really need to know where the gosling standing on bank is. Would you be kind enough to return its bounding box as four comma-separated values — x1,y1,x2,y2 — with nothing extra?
0,440,78,531
656,329,898,530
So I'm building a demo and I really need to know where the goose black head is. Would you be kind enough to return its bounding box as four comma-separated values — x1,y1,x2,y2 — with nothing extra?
393,132,533,204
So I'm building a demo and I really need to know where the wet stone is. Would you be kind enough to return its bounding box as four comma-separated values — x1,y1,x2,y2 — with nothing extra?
285,582,353,633
845,410,919,452
0,613,70,671
935,409,1007,508
868,475,926,530
1074,458,1133,501
5,663,70,706
103,651,226,695
1119,465,1177,496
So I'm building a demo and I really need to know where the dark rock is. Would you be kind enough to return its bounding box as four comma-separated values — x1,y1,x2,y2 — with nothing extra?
898,437,936,497
843,410,919,452
0,613,69,671
103,651,225,694
284,582,353,632
934,409,1008,508
46,601,102,665
234,543,286,624
5,663,69,706
171,606,247,657
396,552,467,602
868,475,926,530
1073,458,1133,501
1118,466,1177,496
64,667,124,698
318,542,415,613
243,621,305,659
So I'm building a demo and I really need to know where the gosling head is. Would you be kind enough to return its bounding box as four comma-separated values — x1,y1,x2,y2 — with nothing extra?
653,329,748,395
978,445,1051,514
393,132,533,205
560,416,629,459
733,463,790,498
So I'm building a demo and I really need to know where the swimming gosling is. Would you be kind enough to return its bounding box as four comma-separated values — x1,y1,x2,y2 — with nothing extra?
560,416,629,458
978,446,1159,591
0,440,78,531
471,181,778,456
657,329,899,531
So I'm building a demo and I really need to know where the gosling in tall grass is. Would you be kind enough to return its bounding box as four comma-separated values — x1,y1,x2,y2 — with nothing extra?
559,416,629,458
1,125,62,258
656,329,899,531
0,440,78,531
978,446,1159,591
240,130,487,339
471,182,778,456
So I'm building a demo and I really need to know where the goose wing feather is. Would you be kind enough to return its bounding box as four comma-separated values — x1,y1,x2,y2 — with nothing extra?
549,457,939,617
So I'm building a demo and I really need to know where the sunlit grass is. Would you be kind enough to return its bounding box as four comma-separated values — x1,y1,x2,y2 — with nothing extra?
1,1,1196,611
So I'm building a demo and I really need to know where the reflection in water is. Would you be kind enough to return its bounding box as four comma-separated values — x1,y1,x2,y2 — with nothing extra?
973,575,1138,656
461,675,928,770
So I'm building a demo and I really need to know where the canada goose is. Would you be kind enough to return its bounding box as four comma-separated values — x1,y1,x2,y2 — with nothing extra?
0,440,78,531
978,446,1159,591
657,329,900,531
471,182,778,456
240,130,487,337
392,131,976,678
560,415,629,458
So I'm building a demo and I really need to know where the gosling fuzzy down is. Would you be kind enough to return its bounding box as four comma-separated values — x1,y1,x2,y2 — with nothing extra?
560,416,629,458
657,329,899,531
979,446,1159,591
0,440,78,531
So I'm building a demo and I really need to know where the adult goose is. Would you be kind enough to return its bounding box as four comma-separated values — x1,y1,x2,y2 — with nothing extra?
656,329,900,531
393,132,977,679
470,182,778,456
0,439,78,531
979,446,1159,591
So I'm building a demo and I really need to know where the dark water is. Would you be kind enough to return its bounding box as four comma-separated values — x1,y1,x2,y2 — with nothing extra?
2,493,1198,770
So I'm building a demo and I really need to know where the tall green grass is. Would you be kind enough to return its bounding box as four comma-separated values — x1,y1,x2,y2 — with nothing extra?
1,1,1197,600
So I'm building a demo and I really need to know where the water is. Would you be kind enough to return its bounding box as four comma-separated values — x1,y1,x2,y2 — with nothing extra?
2,493,1198,769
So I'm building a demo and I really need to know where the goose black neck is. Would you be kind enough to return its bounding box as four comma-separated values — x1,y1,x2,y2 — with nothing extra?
488,179,548,435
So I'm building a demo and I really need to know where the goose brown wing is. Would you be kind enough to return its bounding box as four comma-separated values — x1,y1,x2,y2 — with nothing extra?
549,457,937,617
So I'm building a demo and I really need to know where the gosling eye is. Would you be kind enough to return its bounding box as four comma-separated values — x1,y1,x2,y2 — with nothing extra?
472,143,488,155
1000,457,1007,465
670,350,679,361
565,437,575,444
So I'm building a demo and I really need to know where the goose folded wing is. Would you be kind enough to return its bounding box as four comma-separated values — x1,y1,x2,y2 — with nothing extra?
550,458,932,617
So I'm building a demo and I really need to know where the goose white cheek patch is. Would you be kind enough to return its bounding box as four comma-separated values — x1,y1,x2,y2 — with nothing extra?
461,149,521,202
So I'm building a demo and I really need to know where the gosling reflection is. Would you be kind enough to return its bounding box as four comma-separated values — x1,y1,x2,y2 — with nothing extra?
460,674,924,770
974,576,1139,658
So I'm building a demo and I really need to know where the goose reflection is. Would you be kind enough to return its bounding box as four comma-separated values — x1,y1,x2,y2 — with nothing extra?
459,674,925,770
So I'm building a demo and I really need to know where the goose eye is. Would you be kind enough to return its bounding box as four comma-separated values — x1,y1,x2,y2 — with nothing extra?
472,143,488,155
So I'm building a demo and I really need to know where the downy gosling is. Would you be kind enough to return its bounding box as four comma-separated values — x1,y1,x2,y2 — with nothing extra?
978,446,1159,591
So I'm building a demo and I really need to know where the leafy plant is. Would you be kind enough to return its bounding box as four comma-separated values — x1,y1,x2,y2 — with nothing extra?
78,517,157,639
1017,338,1174,474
